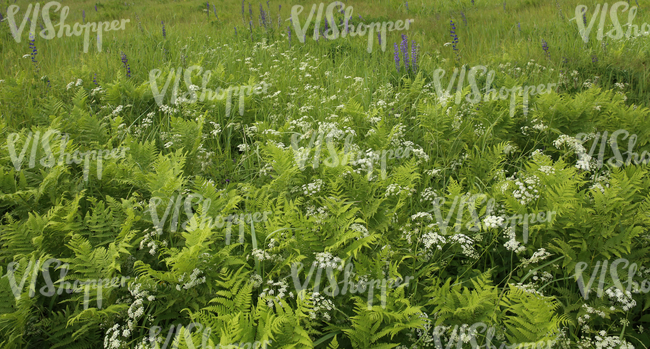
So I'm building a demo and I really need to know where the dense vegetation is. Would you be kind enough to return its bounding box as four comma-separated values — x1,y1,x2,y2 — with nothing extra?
1,0,650,348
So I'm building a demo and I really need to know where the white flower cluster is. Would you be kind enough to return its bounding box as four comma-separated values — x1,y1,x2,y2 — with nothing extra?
554,134,592,171
503,226,526,253
521,248,551,267
251,248,282,262
421,232,447,251
105,282,157,349
449,234,479,259
249,273,263,288
503,143,518,155
259,279,293,309
139,229,168,256
512,175,541,205
483,215,505,229
605,287,636,311
309,292,336,321
420,188,439,203
411,212,434,222
538,166,555,175
385,184,415,197
314,252,343,271
578,331,635,349
305,205,328,225
175,268,206,291
302,179,323,195
349,223,370,238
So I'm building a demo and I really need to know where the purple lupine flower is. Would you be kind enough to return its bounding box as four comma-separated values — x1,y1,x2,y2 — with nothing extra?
249,20,253,33
411,41,418,72
260,4,266,28
400,34,409,70
288,26,291,47
377,31,381,46
0,10,3,21
592,55,598,63
215,6,218,19
249,2,253,21
450,20,459,60
162,21,166,37
359,15,362,21
95,4,97,12
120,52,131,78
242,0,246,23
28,33,38,69
93,73,98,86
582,8,587,25
324,17,328,35
82,10,85,24
278,5,282,28
461,11,467,25
207,2,210,18
541,39,549,58
471,0,474,4
394,43,400,72
405,1,409,12
517,22,521,32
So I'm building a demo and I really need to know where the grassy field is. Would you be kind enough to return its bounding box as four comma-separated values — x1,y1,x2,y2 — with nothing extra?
1,0,650,348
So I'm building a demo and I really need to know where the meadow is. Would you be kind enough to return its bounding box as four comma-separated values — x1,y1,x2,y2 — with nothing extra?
1,0,650,348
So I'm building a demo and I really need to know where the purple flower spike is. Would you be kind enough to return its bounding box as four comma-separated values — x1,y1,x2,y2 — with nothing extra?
400,34,409,71
120,52,131,78
162,21,166,38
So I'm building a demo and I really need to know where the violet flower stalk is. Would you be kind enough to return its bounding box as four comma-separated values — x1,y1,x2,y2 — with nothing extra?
377,31,381,47
95,4,97,12
278,5,282,28
405,1,409,12
241,0,246,24
120,52,131,78
288,26,291,47
162,21,166,38
542,39,549,58
93,73,98,86
400,34,409,71
394,43,400,73
260,4,266,29
582,8,587,25
461,11,467,25
249,2,253,22
207,2,210,19
29,33,38,69
450,20,459,60
82,10,85,24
